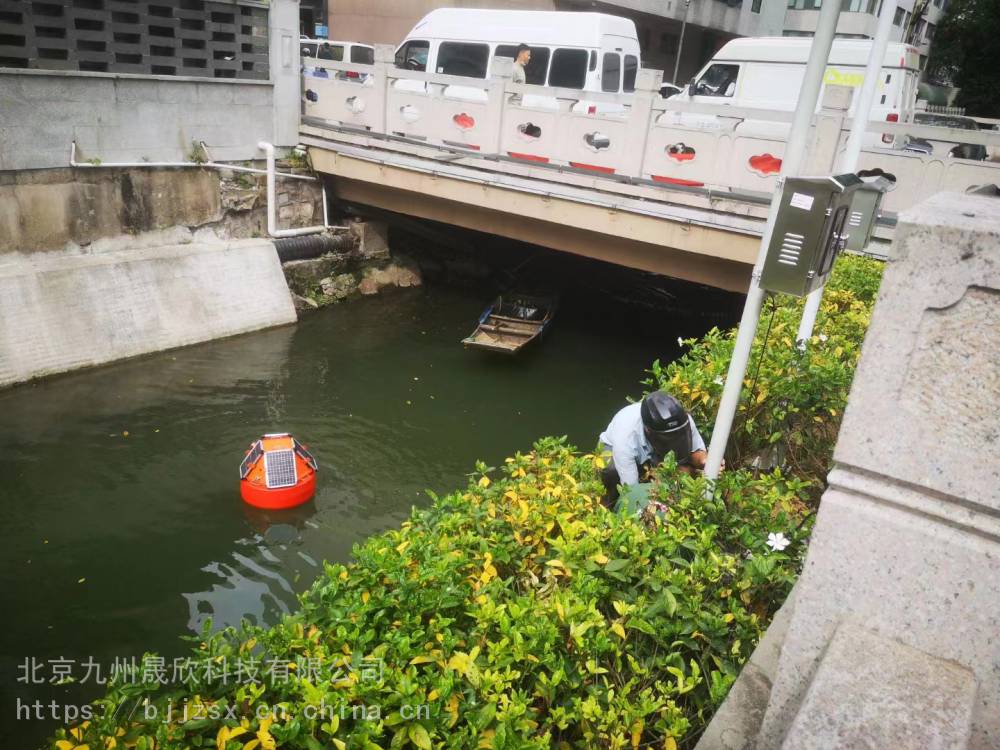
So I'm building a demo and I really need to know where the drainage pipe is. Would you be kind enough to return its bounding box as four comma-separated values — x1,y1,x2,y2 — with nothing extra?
273,233,356,262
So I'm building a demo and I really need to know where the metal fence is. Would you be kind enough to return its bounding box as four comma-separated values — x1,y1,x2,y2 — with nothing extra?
0,0,269,79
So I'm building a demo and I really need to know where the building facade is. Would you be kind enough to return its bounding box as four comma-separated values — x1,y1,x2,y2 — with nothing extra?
783,0,945,73
326,0,787,84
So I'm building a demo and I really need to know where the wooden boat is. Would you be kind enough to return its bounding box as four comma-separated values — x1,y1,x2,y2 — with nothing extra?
462,294,555,354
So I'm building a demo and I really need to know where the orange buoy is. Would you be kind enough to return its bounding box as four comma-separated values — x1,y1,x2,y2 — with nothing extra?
239,433,317,510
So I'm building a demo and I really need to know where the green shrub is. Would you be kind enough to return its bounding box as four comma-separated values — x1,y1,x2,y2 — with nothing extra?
644,254,883,498
51,442,809,750
48,255,882,750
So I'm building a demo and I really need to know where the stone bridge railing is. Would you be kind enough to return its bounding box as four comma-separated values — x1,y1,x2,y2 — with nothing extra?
301,46,1000,216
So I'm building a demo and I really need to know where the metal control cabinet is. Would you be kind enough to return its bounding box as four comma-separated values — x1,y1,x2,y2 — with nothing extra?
843,183,887,253
760,174,864,297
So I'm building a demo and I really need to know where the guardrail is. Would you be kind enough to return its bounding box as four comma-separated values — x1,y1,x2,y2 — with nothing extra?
300,46,1000,216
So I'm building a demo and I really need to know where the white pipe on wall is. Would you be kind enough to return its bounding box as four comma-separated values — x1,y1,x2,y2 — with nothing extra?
257,140,342,237
70,140,343,239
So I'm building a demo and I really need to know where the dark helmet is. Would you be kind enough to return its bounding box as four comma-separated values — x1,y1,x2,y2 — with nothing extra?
641,391,692,460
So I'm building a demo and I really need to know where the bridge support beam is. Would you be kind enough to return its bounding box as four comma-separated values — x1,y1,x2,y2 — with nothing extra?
310,150,758,293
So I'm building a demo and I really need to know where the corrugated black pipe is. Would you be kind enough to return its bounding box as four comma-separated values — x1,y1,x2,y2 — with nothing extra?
274,233,355,262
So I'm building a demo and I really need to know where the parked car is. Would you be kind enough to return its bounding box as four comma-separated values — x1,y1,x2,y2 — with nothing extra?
902,113,988,161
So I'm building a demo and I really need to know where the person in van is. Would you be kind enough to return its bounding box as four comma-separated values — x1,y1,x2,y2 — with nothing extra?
510,43,531,104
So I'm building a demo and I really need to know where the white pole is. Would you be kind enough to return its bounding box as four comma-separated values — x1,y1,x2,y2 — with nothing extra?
672,0,691,86
796,0,899,345
703,0,843,483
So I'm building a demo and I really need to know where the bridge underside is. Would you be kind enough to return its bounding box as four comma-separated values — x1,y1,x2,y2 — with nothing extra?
307,142,760,294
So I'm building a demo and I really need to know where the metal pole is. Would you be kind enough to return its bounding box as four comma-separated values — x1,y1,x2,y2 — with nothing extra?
703,0,843,483
796,0,899,345
672,0,691,86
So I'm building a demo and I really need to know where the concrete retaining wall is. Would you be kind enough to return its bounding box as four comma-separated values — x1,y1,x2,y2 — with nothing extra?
0,71,276,170
0,239,297,388
0,168,224,253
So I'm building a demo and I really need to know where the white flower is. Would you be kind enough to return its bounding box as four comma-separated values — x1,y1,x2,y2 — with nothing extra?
818,334,828,342
677,336,684,347
714,376,724,386
766,532,790,552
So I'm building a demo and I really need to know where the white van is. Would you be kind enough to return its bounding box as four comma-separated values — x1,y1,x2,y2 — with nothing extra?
301,38,375,80
671,37,921,141
393,8,641,104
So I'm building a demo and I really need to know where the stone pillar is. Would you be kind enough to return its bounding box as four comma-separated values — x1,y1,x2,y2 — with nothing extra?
700,191,1000,749
269,0,301,148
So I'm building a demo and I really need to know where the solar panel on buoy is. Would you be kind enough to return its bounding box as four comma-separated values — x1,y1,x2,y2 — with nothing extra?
264,449,297,489
240,434,317,509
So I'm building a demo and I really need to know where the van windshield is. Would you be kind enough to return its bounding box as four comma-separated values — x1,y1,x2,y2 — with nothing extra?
438,42,490,78
549,48,588,89
395,40,428,71
694,63,739,97
495,44,550,85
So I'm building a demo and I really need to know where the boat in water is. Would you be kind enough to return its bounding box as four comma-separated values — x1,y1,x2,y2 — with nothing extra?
462,294,556,354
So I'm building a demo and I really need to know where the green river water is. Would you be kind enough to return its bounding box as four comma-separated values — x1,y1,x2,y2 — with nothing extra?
0,280,733,746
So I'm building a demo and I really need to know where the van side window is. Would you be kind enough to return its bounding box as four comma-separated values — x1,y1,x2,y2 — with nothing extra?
437,42,489,78
694,63,739,97
589,50,597,72
601,52,621,92
495,44,551,85
301,43,317,58
318,44,344,62
623,54,638,92
351,46,374,64
549,48,588,89
395,40,428,71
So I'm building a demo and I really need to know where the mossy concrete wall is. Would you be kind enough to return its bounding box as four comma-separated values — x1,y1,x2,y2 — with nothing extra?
0,168,223,254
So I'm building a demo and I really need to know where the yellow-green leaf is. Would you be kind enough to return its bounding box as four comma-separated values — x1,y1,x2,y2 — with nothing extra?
611,622,627,639
408,724,432,750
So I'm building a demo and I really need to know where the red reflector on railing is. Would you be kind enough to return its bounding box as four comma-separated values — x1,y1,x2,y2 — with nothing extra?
652,175,705,188
453,113,475,130
570,162,615,174
508,152,549,163
883,112,898,144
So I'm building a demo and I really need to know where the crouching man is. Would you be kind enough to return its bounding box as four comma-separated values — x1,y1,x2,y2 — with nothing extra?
597,390,707,507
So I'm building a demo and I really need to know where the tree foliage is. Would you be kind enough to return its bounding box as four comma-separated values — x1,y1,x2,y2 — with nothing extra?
928,0,1000,115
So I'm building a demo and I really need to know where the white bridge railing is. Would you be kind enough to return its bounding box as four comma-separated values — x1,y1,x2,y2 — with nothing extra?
301,46,1000,216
